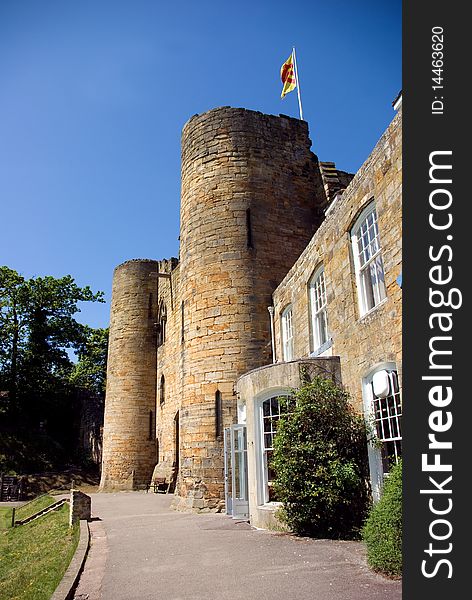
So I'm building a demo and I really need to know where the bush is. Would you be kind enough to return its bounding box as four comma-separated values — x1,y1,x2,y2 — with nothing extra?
271,376,370,539
362,459,402,576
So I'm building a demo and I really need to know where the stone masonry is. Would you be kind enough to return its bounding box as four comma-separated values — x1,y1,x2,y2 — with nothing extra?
272,108,402,411
69,490,92,526
99,104,401,513
101,107,336,508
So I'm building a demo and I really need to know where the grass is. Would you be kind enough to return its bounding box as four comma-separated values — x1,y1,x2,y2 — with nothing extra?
0,507,13,530
14,494,58,523
0,503,79,600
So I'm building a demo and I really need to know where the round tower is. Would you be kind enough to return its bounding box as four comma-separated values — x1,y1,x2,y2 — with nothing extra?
100,259,159,490
176,107,326,509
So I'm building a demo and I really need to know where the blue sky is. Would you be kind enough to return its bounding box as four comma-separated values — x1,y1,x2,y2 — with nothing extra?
0,0,401,332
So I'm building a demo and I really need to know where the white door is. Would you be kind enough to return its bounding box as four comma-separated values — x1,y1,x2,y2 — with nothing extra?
224,427,232,516
224,425,249,519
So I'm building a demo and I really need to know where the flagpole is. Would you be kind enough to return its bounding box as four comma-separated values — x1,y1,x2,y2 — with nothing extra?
292,46,304,120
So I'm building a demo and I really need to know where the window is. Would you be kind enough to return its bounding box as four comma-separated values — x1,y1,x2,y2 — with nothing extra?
159,375,165,406
157,302,167,347
260,395,290,502
281,305,294,361
246,208,253,249
148,410,154,441
215,390,223,439
351,203,387,315
363,365,402,500
309,266,329,353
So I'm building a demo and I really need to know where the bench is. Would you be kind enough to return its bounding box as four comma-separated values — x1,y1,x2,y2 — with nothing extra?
152,477,172,494
149,463,176,494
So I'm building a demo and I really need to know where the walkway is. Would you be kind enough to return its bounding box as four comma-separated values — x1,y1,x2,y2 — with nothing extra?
73,492,401,600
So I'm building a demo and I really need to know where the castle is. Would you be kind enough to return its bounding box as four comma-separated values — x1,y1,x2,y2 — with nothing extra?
100,102,402,529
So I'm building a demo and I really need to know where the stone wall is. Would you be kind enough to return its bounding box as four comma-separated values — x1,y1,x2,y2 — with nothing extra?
99,105,399,510
154,259,181,480
76,389,104,465
272,109,402,411
69,490,91,526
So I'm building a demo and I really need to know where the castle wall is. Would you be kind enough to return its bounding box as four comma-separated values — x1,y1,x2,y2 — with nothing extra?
272,108,402,411
170,107,327,510
100,259,159,490
154,259,182,474
99,105,400,512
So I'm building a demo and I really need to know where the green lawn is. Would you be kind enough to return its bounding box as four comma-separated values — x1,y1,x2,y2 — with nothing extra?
0,507,13,530
14,493,58,523
0,503,79,600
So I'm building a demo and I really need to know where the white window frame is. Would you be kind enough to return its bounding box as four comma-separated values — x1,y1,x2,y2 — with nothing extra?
308,266,330,354
281,305,294,361
351,202,387,316
362,363,402,501
254,388,291,505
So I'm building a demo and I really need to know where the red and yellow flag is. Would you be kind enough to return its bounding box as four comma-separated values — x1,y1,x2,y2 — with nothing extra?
280,52,296,98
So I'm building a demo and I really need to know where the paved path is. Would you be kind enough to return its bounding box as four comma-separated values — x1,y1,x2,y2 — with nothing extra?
73,492,401,600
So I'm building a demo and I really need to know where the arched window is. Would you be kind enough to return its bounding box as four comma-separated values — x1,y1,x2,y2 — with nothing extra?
281,304,294,361
308,266,329,353
159,374,165,406
351,202,387,316
157,302,167,347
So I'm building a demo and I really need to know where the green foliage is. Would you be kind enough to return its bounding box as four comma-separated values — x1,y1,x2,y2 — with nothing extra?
69,327,109,394
362,459,402,576
0,266,106,472
271,376,370,539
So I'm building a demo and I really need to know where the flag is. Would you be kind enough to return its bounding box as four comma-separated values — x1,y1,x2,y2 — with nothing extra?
280,52,296,98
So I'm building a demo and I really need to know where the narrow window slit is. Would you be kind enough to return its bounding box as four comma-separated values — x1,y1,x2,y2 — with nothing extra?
246,209,253,249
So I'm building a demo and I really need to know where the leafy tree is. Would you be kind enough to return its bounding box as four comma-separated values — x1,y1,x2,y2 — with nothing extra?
1,266,104,415
70,327,109,395
271,376,370,539
0,267,29,408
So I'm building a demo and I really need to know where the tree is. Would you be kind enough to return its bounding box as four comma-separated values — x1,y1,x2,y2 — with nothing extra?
271,376,370,539
70,327,109,395
0,266,104,418
1,266,106,472
0,267,29,409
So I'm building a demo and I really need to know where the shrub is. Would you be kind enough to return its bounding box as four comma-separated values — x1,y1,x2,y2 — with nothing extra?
271,376,370,539
362,459,402,576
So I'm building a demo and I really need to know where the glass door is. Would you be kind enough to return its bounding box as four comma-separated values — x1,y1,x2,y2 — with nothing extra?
224,427,232,516
229,424,249,519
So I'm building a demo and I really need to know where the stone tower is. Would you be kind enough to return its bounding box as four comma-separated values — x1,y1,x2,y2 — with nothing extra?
174,107,326,509
99,259,159,490
100,107,328,502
